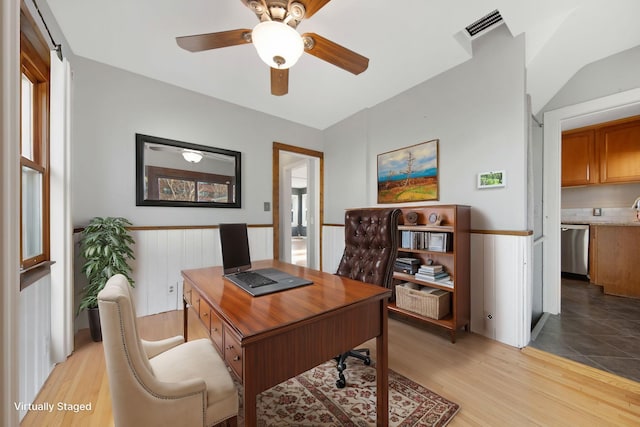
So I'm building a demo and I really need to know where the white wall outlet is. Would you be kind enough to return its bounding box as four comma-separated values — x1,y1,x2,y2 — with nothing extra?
593,207,602,216
168,284,175,294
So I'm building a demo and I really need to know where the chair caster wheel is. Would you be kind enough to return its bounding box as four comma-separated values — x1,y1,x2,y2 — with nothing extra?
336,377,346,388
364,357,371,365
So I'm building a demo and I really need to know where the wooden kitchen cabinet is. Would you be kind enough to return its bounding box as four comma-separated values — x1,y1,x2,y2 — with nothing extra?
598,119,640,183
562,115,640,187
562,129,597,186
590,225,640,298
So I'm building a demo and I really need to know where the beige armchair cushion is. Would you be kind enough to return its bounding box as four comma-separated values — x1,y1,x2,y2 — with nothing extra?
149,339,238,424
98,274,238,426
142,335,185,359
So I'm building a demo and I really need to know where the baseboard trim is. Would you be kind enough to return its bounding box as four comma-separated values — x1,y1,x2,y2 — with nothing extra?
529,312,550,341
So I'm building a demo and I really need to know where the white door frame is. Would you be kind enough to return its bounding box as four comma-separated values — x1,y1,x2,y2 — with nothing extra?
542,88,640,314
272,143,324,270
280,160,294,263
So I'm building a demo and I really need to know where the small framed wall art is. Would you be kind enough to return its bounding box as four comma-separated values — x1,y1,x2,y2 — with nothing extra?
477,170,506,189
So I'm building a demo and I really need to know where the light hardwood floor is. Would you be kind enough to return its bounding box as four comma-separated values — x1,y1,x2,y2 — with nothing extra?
22,310,640,426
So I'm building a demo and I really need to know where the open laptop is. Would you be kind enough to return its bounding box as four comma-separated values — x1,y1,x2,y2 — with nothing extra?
219,223,313,296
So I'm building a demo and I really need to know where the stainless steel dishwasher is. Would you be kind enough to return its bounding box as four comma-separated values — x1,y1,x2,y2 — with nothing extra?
560,224,590,277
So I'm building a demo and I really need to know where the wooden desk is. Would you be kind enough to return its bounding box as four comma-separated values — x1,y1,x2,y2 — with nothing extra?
182,259,391,426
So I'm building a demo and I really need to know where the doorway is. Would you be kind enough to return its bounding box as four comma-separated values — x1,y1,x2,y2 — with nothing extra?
541,88,640,317
272,142,324,270
530,90,640,374
290,163,308,265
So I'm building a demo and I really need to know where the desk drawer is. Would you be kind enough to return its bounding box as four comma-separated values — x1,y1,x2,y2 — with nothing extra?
224,329,243,380
191,290,201,316
209,310,223,353
199,299,212,331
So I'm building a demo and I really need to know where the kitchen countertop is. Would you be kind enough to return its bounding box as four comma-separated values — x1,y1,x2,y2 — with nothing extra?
561,221,640,226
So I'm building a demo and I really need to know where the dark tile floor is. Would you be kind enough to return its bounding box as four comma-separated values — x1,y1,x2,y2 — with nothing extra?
529,277,640,383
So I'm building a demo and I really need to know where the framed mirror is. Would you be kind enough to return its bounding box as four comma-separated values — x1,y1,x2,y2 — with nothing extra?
136,134,241,208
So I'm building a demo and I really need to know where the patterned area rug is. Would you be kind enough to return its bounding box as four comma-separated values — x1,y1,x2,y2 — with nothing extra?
238,359,460,426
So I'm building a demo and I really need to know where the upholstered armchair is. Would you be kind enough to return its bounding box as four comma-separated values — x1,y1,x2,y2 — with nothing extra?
335,208,401,387
98,274,238,426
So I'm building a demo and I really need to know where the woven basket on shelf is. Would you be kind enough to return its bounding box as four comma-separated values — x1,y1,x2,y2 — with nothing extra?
395,285,450,319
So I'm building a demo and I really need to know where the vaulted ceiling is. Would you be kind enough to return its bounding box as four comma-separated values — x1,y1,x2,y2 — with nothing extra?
45,0,640,129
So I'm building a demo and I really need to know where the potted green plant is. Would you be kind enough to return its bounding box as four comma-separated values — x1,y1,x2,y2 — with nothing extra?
78,217,135,341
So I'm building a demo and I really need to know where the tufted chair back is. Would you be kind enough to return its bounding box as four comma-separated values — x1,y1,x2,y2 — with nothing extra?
336,208,401,288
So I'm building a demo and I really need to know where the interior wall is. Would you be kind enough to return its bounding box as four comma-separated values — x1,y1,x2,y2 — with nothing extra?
324,25,528,230
323,109,370,222
70,56,324,228
539,45,640,116
74,226,274,330
322,26,531,347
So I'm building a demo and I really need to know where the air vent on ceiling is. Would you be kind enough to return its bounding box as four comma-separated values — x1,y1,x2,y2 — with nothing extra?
465,9,503,37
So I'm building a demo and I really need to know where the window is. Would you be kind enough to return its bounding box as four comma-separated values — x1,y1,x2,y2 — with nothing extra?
20,31,50,271
145,166,235,203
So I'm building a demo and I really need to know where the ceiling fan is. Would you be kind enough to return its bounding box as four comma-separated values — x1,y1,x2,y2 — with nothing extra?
176,0,369,96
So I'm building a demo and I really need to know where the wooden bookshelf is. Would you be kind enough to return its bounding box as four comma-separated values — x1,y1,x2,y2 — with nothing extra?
389,204,470,342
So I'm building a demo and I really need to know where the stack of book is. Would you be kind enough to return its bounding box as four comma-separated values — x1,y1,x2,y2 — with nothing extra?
394,257,420,274
414,264,451,284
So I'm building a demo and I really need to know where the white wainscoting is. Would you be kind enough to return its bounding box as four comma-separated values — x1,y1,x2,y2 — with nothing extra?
321,225,533,348
18,276,54,421
470,233,532,348
73,224,532,348
322,225,345,274
74,226,273,330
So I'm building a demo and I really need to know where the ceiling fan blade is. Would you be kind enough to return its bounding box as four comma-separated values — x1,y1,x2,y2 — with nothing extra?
271,68,289,96
176,29,252,52
302,0,332,18
302,33,369,75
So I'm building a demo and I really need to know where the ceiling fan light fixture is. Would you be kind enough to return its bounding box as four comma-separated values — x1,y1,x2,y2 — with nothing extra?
182,149,203,163
252,21,303,69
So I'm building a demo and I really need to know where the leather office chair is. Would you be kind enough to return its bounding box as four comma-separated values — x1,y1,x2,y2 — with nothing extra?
98,274,238,426
334,208,401,388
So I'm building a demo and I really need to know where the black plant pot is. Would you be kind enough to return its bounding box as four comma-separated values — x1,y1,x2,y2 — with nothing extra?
88,307,102,342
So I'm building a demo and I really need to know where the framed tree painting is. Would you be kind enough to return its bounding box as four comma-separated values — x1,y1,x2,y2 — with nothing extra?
377,139,439,203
